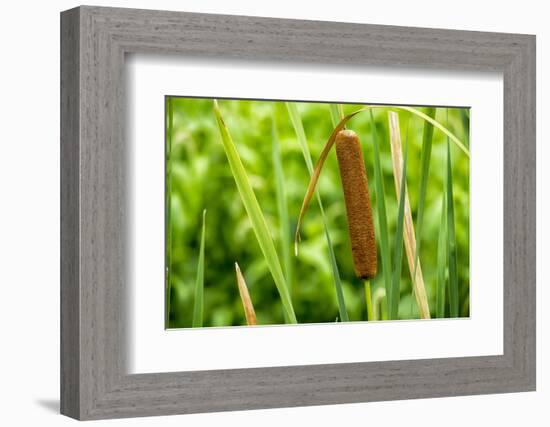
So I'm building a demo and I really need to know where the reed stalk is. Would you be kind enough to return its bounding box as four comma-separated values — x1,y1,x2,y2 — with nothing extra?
387,112,430,319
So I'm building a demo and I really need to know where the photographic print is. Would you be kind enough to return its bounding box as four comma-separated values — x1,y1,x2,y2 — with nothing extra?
165,97,470,328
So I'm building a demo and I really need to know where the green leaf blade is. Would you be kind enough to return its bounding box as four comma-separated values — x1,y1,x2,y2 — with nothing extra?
446,133,459,318
370,110,393,317
396,106,469,158
436,195,447,318
214,100,297,324
192,209,207,327
271,116,293,292
413,107,436,278
329,104,345,128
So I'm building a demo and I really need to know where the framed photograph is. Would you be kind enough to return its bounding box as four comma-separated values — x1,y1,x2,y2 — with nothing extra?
61,5,536,420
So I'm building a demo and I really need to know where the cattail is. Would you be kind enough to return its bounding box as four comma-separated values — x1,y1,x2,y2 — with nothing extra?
335,129,377,279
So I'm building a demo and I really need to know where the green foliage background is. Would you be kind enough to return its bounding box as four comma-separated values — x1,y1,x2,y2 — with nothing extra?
166,98,470,328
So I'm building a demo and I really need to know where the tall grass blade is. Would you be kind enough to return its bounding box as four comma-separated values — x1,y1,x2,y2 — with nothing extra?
329,105,340,128
446,127,459,318
370,110,393,316
286,102,349,322
192,209,207,327
165,97,173,328
413,107,436,281
397,106,469,158
372,286,387,321
271,116,293,291
389,124,408,319
235,262,258,326
214,100,297,324
388,112,430,319
460,109,470,149
329,104,345,128
436,194,447,318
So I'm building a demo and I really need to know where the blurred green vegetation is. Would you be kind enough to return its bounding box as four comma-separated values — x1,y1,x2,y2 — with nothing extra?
166,98,470,328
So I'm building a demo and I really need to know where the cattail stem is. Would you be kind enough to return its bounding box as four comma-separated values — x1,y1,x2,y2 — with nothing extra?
335,130,377,280
364,280,373,321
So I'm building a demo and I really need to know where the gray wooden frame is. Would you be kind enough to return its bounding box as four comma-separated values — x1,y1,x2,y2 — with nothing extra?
60,5,536,420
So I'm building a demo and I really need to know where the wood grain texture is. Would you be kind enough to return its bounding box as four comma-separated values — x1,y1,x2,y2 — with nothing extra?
60,7,80,419
60,5,536,420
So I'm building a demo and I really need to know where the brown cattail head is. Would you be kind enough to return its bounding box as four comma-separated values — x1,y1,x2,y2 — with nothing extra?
335,129,377,279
